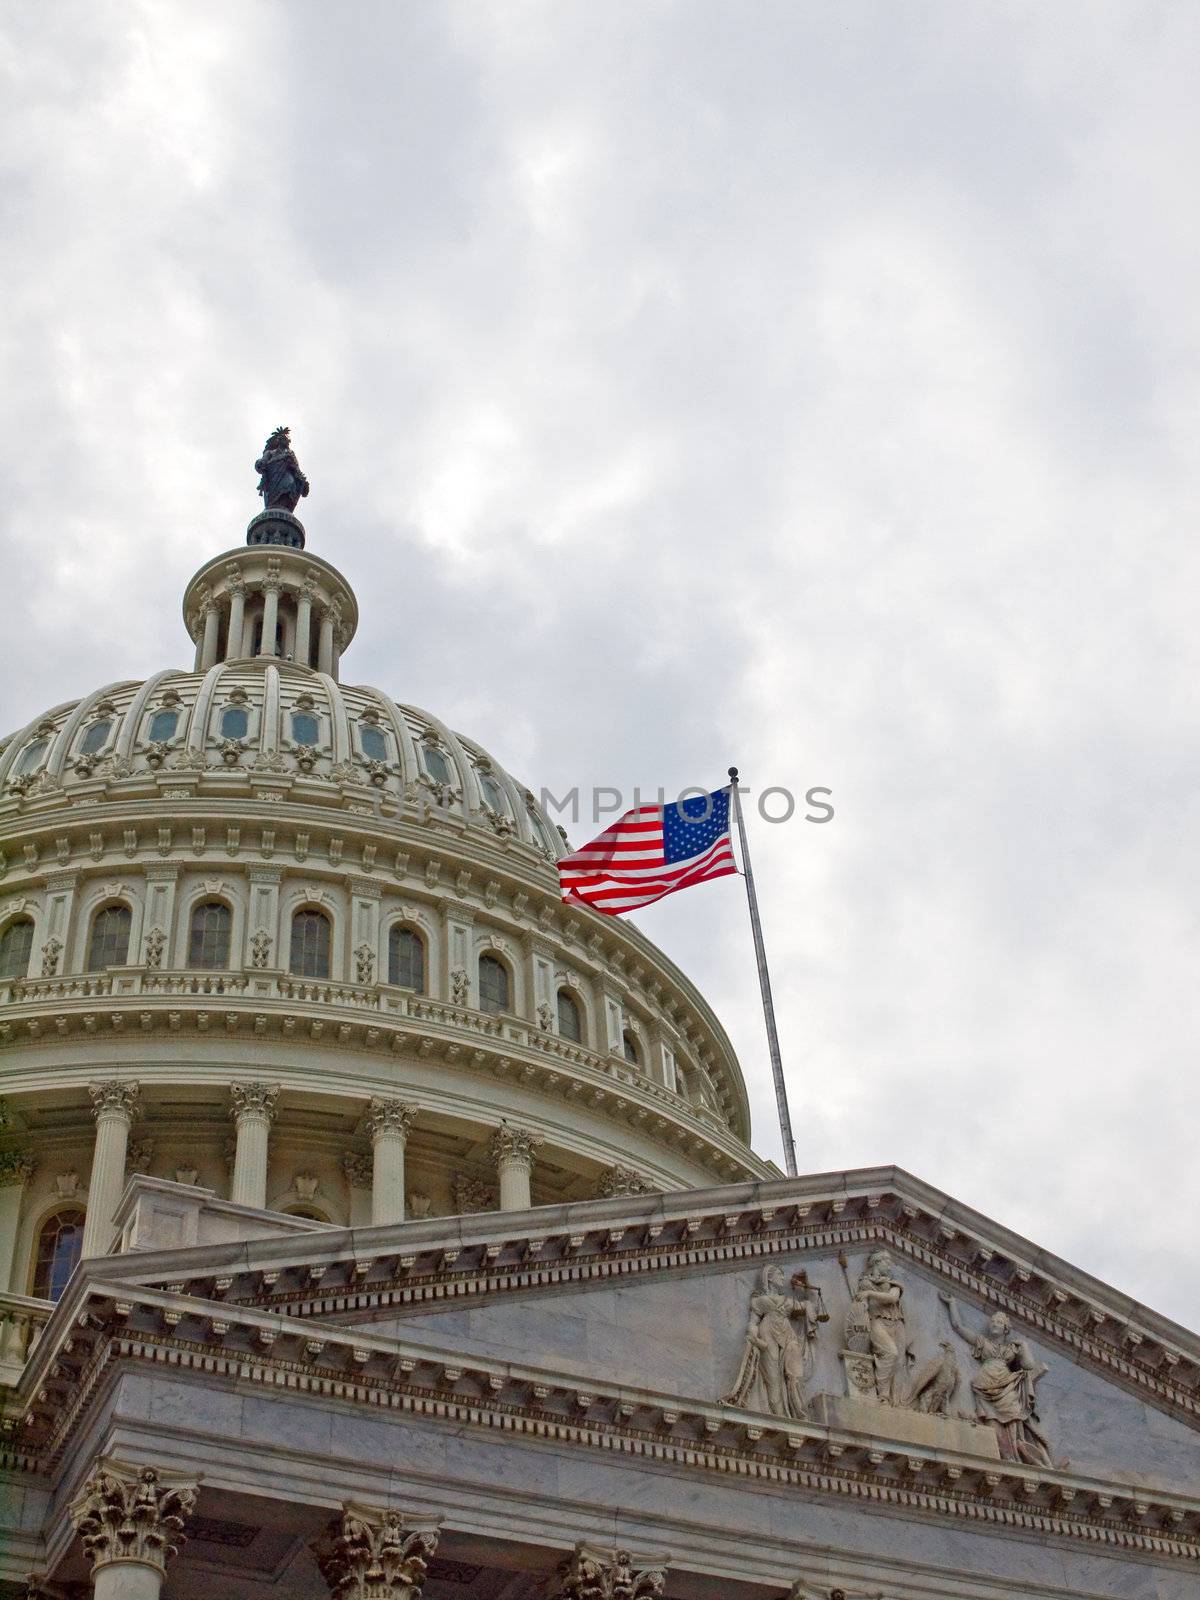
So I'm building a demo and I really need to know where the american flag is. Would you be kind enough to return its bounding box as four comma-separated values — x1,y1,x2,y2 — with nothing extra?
557,788,738,915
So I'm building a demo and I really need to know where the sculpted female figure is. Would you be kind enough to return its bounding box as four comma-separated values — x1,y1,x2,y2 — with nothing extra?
847,1248,911,1405
939,1293,1060,1468
725,1264,824,1420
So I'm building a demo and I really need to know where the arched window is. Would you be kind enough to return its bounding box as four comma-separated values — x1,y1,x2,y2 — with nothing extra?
424,745,452,786
478,954,510,1015
220,705,248,739
622,1029,640,1066
87,904,131,971
0,918,34,980
80,719,111,755
291,711,319,747
16,739,47,775
188,901,232,969
557,988,582,1043
388,926,425,991
479,771,507,813
148,709,178,743
290,908,331,978
31,1208,85,1301
360,723,387,762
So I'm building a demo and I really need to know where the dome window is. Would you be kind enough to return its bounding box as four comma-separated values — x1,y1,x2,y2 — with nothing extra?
479,772,507,813
360,724,388,762
0,918,34,980
80,720,111,756
148,710,178,743
478,953,510,1015
15,739,48,775
388,926,425,992
557,988,582,1043
189,901,232,970
622,1029,640,1066
291,711,319,747
87,904,131,971
290,908,331,979
424,745,452,787
220,706,249,739
31,1207,85,1301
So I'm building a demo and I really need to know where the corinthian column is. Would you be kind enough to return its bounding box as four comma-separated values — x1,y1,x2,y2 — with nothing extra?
313,1504,440,1600
228,1083,279,1210
70,1459,198,1600
81,1082,141,1260
226,568,247,661
489,1124,541,1212
364,1099,415,1227
549,1545,668,1599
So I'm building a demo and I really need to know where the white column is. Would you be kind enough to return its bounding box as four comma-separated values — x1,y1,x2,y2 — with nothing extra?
81,1082,140,1259
200,601,220,671
259,583,280,658
229,1083,279,1209
71,1460,198,1600
490,1124,541,1212
0,1152,34,1293
295,588,313,666
317,608,334,675
365,1099,415,1226
226,579,246,661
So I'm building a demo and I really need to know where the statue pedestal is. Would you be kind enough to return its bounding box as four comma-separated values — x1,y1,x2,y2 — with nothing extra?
247,508,306,548
812,1393,1001,1459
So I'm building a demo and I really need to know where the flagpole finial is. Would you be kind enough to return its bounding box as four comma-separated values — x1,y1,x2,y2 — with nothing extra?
728,766,739,782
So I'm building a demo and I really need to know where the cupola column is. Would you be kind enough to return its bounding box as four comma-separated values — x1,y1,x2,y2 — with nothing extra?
200,598,221,671
226,568,247,661
228,1083,279,1210
81,1082,141,1259
317,607,335,675
489,1124,542,1212
0,1151,35,1300
365,1098,415,1226
296,581,314,665
70,1457,198,1600
259,567,281,658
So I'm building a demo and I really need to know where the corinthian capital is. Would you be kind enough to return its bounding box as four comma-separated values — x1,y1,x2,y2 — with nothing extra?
312,1503,441,1600
0,1150,36,1187
489,1124,542,1171
550,1545,668,1600
89,1081,141,1122
69,1459,198,1578
229,1082,280,1122
364,1099,416,1140
594,1164,658,1200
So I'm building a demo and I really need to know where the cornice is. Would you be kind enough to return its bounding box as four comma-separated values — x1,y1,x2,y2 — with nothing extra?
5,1274,1199,1568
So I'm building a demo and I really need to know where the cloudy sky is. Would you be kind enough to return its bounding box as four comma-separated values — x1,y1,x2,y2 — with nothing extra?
3,3,1199,1326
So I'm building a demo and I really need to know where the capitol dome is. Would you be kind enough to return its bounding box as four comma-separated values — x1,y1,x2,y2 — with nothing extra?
0,449,770,1313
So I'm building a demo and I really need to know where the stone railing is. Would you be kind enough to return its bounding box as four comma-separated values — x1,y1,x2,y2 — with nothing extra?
0,1291,53,1386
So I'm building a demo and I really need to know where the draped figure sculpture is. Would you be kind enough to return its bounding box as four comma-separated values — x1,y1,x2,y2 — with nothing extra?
725,1265,825,1420
939,1292,1063,1468
844,1247,912,1405
255,426,310,512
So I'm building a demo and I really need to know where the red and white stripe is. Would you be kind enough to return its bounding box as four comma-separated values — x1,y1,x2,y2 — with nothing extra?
557,804,737,915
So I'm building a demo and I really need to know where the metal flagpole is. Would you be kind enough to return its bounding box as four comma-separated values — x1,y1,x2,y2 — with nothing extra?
728,766,798,1178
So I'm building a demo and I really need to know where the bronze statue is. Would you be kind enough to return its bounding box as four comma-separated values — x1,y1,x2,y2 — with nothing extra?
255,426,309,512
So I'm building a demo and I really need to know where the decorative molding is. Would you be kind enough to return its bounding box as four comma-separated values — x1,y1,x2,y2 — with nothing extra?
365,1099,416,1140
229,1082,280,1123
69,1458,198,1577
489,1124,542,1172
594,1164,659,1200
550,1544,668,1600
89,1081,141,1122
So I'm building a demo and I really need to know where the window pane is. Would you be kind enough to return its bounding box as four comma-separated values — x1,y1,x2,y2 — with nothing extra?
388,926,425,991
424,746,451,786
360,724,387,762
80,720,111,755
557,989,582,1043
148,710,178,743
189,902,231,969
290,909,331,978
0,919,34,980
480,773,506,812
292,712,319,746
16,739,47,775
88,905,131,971
220,706,248,739
622,1030,640,1065
33,1209,85,1301
478,954,509,1014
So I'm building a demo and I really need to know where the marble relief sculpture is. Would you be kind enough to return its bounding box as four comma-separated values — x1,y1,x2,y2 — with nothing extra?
940,1293,1064,1468
839,1248,913,1405
725,1265,826,1420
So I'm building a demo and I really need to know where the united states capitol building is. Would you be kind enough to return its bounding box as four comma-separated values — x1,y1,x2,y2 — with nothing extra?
0,436,1196,1600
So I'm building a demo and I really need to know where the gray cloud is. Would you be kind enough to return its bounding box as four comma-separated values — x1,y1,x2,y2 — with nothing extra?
2,1,1199,1324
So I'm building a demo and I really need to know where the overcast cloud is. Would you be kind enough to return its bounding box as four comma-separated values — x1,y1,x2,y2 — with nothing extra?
3,2,1199,1325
